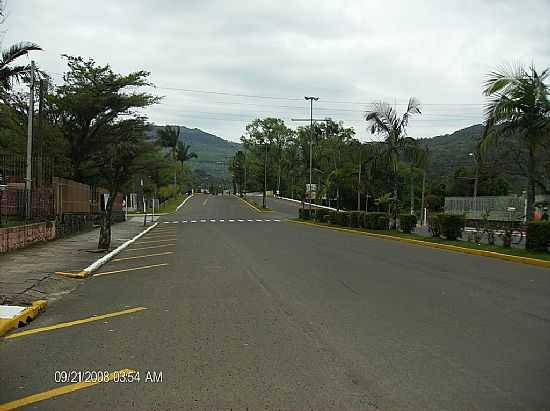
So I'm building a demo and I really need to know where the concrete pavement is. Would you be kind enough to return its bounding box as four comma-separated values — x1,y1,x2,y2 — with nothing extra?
1,194,549,410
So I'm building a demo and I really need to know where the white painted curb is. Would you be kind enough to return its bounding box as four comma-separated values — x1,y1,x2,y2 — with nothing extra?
275,195,337,211
80,222,159,276
176,194,194,211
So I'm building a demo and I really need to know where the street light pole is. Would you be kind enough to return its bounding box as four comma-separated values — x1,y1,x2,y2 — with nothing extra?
305,96,318,207
263,138,267,209
25,60,35,220
469,152,479,199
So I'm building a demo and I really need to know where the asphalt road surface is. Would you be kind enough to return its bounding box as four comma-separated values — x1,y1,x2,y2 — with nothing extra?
1,194,549,410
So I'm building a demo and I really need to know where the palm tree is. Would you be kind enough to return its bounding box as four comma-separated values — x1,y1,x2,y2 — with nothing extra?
158,125,180,189
365,98,421,225
0,42,42,91
481,64,550,221
176,140,197,168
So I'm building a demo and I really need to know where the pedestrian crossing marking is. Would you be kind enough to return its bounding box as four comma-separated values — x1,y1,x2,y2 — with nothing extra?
160,218,282,224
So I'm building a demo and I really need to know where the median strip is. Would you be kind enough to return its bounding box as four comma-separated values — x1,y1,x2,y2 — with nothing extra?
0,368,136,410
5,307,147,340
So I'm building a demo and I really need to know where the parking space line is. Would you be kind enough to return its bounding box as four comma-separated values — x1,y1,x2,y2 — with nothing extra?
134,239,174,245
125,244,175,252
93,263,169,277
0,368,136,410
112,251,173,262
5,308,147,340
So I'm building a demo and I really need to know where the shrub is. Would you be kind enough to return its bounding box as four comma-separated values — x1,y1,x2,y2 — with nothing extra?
338,212,351,226
364,212,387,229
298,208,311,220
329,211,340,224
399,214,417,233
428,213,442,237
377,215,390,230
314,209,330,223
439,214,465,240
349,212,364,228
526,221,550,252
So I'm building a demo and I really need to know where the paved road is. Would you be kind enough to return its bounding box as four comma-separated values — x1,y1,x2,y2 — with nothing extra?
1,194,549,410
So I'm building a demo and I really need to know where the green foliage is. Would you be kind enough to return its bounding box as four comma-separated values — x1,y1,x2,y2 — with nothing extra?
364,212,388,229
526,222,550,252
430,214,465,240
349,211,363,228
424,194,444,211
314,209,331,223
299,208,311,220
399,214,417,233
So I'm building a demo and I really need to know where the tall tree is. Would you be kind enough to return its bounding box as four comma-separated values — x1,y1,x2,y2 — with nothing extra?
176,140,197,167
481,64,550,220
365,98,421,223
51,55,159,182
158,125,181,189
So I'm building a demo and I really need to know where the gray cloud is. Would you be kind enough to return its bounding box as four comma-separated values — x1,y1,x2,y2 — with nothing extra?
3,0,549,141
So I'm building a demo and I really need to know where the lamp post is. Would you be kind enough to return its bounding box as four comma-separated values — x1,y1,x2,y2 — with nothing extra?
469,152,478,199
305,96,319,207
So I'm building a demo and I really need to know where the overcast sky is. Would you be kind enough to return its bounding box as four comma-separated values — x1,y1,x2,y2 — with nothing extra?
3,0,549,142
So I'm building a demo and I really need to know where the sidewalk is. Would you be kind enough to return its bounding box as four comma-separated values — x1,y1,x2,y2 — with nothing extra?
0,217,154,306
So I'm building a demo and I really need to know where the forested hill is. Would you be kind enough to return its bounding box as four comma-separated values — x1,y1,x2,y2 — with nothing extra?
147,125,241,180
419,124,483,178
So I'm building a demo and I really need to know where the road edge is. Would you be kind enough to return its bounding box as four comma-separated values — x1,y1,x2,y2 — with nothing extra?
233,194,272,213
0,300,48,337
56,222,159,279
288,219,550,269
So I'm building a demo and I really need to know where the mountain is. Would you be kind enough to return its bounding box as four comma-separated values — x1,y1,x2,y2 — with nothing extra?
419,124,483,178
147,125,241,181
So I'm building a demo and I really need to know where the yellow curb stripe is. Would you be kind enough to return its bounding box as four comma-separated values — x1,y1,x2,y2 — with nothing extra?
112,251,173,262
0,301,48,338
93,263,169,277
55,270,88,278
233,194,272,213
5,307,147,340
133,239,175,245
124,244,175,252
0,368,135,410
289,219,550,269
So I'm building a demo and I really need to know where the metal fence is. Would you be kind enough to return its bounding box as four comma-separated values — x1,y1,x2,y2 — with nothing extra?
444,196,526,221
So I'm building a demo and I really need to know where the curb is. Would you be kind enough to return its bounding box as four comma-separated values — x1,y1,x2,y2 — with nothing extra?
0,300,48,337
56,222,159,279
233,194,273,213
275,195,336,211
288,219,550,269
175,194,193,211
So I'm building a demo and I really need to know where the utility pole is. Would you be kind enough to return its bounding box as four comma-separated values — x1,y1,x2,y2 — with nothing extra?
357,151,362,211
469,152,479,199
263,138,268,209
25,60,35,220
305,96,318,207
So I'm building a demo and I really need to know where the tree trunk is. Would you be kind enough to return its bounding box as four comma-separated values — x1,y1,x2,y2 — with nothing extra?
98,191,116,250
527,144,536,221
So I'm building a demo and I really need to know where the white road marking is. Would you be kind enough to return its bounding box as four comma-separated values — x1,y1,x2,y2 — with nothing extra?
219,219,225,222
256,219,263,222
238,219,244,222
200,219,206,222
274,219,281,222
191,220,197,223
182,220,187,223
265,219,271,222
229,219,235,222
210,219,216,222
247,219,253,222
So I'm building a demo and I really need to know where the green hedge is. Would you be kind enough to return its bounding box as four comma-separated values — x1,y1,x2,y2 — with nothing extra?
314,209,331,223
399,214,417,233
429,214,465,240
298,208,311,220
526,221,550,252
363,212,388,230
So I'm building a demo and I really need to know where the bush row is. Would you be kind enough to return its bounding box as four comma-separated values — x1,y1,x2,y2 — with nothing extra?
526,221,550,252
427,213,465,240
298,208,417,233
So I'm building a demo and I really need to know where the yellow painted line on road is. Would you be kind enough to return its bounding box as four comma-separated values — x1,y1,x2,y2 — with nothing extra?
0,368,136,410
140,235,177,240
134,239,174,245
289,219,550,269
93,263,169,277
112,251,173,262
5,307,147,340
203,197,208,206
124,243,175,252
